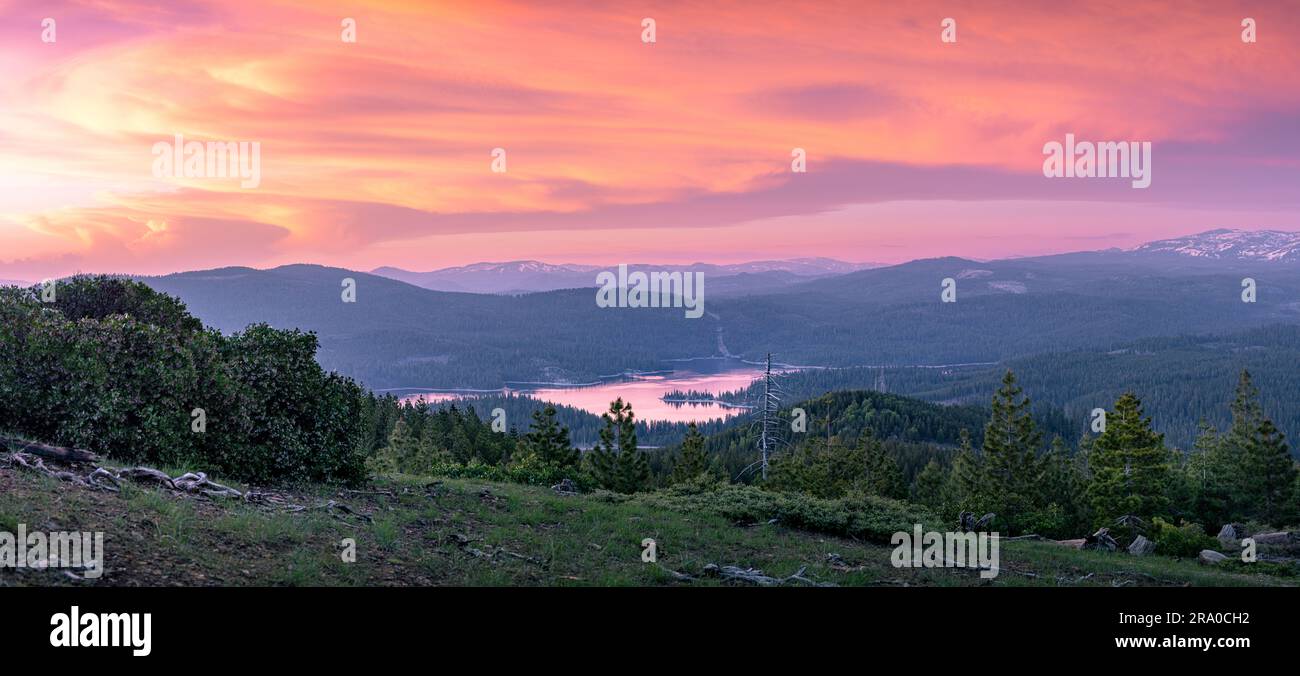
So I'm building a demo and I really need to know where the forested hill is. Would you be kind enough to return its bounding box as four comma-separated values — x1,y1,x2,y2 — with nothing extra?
137,265,715,388
672,389,1025,483
134,258,1300,390
712,325,1300,451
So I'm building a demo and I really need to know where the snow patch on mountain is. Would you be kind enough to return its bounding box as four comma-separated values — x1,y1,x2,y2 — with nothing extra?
987,280,1027,293
1132,229,1300,262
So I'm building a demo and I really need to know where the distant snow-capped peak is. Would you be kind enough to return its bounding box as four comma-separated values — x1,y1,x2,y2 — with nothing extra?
1133,229,1300,262
448,261,597,274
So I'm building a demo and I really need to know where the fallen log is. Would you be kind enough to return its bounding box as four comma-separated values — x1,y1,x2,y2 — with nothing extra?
0,436,98,463
5,452,119,492
702,563,835,587
4,451,367,520
172,471,242,498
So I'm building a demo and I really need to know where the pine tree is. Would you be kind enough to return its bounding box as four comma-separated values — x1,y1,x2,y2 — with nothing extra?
588,398,649,493
1037,438,1071,501
1248,418,1297,525
911,459,948,511
449,423,474,465
1186,421,1231,527
384,417,421,472
520,405,579,469
979,371,1043,528
1087,392,1175,524
1032,436,1087,536
670,422,708,483
943,428,983,513
414,423,453,472
1220,371,1298,525
861,438,906,499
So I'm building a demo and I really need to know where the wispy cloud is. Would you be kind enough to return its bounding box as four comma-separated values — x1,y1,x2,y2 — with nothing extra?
2,0,1298,277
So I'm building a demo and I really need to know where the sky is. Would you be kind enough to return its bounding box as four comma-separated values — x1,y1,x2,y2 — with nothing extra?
1,0,1298,281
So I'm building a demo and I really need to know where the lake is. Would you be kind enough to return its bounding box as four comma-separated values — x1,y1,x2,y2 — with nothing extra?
392,359,772,423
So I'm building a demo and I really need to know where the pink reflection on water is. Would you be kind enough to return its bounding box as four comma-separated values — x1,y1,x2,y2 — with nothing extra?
398,367,767,423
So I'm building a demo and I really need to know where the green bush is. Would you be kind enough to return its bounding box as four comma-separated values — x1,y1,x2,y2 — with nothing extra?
1150,517,1218,557
1016,503,1078,540
0,278,368,485
635,478,936,543
413,459,595,491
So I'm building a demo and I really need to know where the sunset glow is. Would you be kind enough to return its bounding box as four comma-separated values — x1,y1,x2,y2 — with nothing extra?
2,0,1299,281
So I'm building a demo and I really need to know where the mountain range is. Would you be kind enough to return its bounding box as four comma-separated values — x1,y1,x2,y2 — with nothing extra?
371,257,877,295
1132,229,1300,262
366,230,1300,297
112,228,1300,391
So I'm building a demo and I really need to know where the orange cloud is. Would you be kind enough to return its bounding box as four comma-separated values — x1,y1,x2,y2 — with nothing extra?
2,0,1298,278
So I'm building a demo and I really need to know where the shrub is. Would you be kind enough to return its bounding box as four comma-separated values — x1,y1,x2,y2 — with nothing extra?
635,478,936,543
412,459,595,491
1150,517,1218,557
0,278,369,485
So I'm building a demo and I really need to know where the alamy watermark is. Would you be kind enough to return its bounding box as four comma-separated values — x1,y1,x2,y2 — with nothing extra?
891,524,999,579
152,133,261,188
50,606,151,656
1043,133,1151,189
595,264,704,319
1,524,104,579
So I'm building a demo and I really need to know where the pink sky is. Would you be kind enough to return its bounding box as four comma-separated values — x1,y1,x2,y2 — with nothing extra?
2,0,1299,281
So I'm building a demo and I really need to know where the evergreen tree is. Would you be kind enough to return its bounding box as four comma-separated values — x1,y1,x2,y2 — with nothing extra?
1186,421,1230,527
1028,436,1088,537
670,422,708,483
861,437,907,499
383,417,421,472
520,405,580,469
1222,371,1298,525
1037,437,1075,506
588,398,649,493
1087,392,1175,524
943,428,983,514
911,459,947,511
449,422,474,465
1248,418,1297,525
414,422,453,472
767,432,906,499
978,371,1043,529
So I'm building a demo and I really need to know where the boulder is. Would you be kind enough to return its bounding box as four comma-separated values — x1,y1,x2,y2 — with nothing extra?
1217,523,1246,546
1128,535,1155,556
1250,531,1292,545
550,478,578,496
1198,549,1228,565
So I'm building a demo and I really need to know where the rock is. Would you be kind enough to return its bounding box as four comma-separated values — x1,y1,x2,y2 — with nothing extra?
550,478,578,496
1217,523,1246,546
1250,531,1291,545
1198,549,1228,565
1128,535,1155,556
1055,539,1086,549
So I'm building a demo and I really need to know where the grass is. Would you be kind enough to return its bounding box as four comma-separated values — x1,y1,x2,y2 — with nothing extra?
0,464,1294,587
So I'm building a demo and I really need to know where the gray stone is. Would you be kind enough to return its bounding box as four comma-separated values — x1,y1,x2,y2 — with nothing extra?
1128,535,1155,556
1198,549,1228,565
1250,531,1291,545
